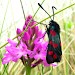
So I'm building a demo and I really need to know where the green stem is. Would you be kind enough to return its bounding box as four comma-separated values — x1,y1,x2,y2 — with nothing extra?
0,3,75,49
25,65,32,75
33,0,45,17
39,3,75,23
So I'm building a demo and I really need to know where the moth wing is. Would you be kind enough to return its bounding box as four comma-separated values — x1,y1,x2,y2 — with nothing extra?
46,44,55,64
51,33,62,62
52,33,62,55
46,32,62,64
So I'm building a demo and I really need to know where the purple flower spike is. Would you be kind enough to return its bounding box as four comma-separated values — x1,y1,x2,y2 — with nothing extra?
23,15,36,30
2,15,57,68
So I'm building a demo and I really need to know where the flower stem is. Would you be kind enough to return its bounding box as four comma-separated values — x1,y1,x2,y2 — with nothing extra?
25,64,32,75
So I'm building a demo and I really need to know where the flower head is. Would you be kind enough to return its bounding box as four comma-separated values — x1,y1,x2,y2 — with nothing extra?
2,15,56,67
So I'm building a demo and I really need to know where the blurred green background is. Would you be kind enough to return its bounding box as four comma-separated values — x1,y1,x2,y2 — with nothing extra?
0,0,75,75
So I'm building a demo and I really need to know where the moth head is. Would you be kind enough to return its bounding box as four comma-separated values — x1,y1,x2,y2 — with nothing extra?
49,20,60,33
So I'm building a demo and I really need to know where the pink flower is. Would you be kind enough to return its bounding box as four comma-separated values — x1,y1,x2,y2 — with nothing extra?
2,39,28,64
2,15,56,67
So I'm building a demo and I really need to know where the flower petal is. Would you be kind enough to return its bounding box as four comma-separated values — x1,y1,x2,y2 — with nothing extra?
22,32,30,41
16,28,22,34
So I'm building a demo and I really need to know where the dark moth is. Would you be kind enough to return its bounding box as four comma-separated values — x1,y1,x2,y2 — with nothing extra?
38,3,62,64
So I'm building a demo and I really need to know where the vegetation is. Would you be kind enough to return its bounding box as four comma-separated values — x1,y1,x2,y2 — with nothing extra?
0,0,75,75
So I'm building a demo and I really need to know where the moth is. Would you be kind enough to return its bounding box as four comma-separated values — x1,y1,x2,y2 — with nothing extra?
38,3,62,64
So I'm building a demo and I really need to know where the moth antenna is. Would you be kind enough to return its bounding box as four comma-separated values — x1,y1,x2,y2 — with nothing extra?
52,6,57,20
38,3,52,20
